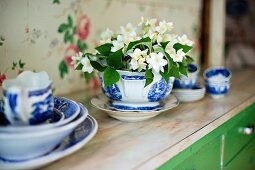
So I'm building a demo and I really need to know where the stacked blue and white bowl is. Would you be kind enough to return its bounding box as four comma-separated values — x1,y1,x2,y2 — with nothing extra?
172,63,205,103
203,66,231,98
0,71,98,170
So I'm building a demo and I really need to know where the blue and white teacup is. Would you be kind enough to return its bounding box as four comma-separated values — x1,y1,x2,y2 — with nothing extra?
2,71,54,125
203,66,231,98
174,63,199,89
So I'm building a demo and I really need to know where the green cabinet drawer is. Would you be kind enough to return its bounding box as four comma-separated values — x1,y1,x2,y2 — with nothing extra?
173,135,222,170
224,136,255,170
224,103,255,165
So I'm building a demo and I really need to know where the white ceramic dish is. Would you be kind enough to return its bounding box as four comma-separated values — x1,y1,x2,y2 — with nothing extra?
0,97,81,133
91,94,179,122
0,115,98,170
0,104,87,161
172,85,205,103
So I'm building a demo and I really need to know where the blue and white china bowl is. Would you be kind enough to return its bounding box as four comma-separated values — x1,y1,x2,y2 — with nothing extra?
203,66,231,98
174,63,199,89
2,71,54,125
0,103,87,161
0,114,98,170
99,70,175,112
0,97,81,132
172,84,205,102
205,82,230,98
91,94,179,122
203,66,231,82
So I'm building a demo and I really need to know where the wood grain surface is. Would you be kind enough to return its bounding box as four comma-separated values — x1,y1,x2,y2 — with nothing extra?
42,70,255,170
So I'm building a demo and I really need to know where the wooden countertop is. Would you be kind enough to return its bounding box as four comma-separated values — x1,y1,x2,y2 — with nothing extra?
43,69,255,170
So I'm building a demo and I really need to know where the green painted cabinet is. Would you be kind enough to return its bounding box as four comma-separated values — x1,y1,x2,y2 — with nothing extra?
173,135,222,170
224,137,255,170
158,102,255,170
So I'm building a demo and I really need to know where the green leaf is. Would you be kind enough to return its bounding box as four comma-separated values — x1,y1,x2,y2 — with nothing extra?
153,45,173,74
58,23,68,33
95,43,113,56
90,61,106,72
106,48,123,69
72,26,76,35
77,39,88,52
185,55,194,64
160,67,170,84
12,62,17,68
144,69,154,87
173,43,192,53
160,41,170,49
84,72,92,81
58,60,68,79
75,62,83,70
170,64,180,79
0,42,3,46
64,30,70,43
103,67,120,88
53,0,60,4
179,62,188,76
18,59,26,69
126,37,152,53
67,15,73,27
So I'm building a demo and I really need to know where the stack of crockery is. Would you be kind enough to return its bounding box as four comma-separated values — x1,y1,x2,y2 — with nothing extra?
203,66,231,99
172,63,205,102
0,71,98,170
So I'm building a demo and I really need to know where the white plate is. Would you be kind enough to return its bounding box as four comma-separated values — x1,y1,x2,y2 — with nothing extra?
91,94,179,122
0,115,98,170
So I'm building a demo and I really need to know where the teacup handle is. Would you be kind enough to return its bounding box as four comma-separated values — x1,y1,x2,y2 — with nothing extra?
4,87,28,125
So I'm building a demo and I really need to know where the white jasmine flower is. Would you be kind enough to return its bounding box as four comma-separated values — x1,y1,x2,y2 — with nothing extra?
166,34,178,46
165,45,186,62
177,34,193,46
129,57,146,71
71,52,83,68
139,17,157,39
80,56,93,73
100,28,113,44
129,48,148,60
157,34,176,44
123,33,141,45
111,35,124,52
146,52,167,73
128,48,148,71
155,21,173,35
166,22,173,31
139,17,157,27
120,23,136,35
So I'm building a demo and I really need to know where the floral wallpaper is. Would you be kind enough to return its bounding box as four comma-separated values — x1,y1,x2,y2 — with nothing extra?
0,0,202,95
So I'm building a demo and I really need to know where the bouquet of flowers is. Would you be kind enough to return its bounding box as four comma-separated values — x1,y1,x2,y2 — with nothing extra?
72,17,194,88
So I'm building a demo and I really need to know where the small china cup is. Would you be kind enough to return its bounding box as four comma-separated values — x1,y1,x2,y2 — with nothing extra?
203,66,231,98
2,71,54,125
174,63,199,89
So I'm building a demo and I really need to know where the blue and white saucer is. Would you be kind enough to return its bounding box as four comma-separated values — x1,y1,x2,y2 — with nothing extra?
91,94,179,122
0,115,98,170
0,97,81,132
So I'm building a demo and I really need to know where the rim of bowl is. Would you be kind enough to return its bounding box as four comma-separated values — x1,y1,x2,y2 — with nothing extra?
117,70,145,76
187,63,200,76
203,66,232,80
0,105,87,139
172,86,205,93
